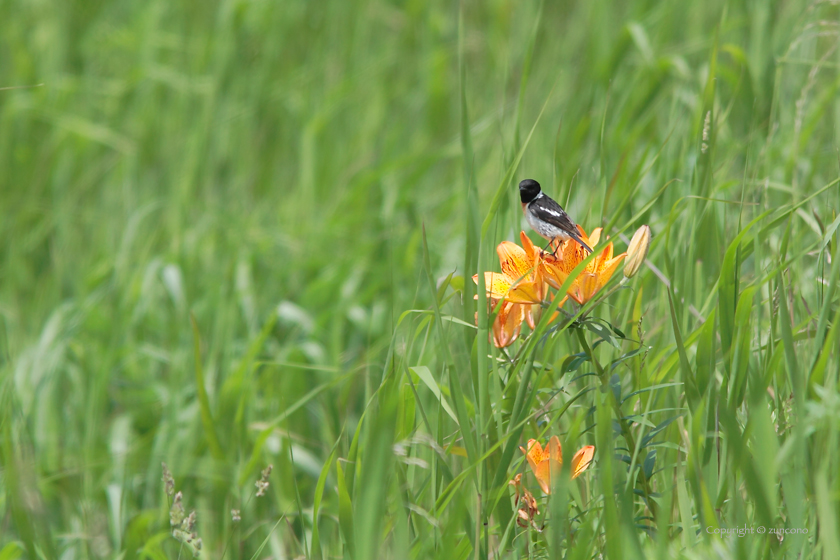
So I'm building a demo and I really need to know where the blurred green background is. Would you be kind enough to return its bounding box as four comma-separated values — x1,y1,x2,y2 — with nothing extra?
2,0,839,558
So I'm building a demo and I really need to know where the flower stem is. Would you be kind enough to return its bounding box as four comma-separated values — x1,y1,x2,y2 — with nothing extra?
575,328,657,518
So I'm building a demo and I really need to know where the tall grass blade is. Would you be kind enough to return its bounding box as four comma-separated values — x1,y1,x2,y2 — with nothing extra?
189,313,225,460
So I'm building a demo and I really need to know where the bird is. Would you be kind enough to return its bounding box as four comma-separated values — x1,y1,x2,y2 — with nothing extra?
519,179,593,254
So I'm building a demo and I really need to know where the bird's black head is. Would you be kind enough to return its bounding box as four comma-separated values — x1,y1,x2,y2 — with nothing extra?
519,179,542,203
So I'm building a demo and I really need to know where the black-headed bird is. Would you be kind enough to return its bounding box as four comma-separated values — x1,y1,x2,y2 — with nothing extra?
519,179,592,253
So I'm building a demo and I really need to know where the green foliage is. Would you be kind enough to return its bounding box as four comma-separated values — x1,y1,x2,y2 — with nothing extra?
1,0,840,558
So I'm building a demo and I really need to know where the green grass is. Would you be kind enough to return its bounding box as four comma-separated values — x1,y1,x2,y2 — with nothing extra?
1,0,840,558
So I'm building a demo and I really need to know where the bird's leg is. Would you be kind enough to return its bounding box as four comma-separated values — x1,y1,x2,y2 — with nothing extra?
542,238,560,257
541,240,553,253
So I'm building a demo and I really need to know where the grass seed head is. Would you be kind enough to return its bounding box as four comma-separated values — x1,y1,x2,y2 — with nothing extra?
168,487,202,557
170,491,185,527
161,462,175,497
255,464,273,497
701,110,711,153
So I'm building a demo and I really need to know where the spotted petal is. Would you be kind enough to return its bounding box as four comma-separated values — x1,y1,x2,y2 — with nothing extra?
474,271,540,304
475,272,512,300
521,439,545,473
520,437,564,494
594,241,614,272
498,241,534,282
596,253,626,290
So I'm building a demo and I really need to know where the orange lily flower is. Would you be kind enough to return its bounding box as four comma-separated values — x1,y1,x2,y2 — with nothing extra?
476,240,542,304
473,233,576,347
520,436,595,494
473,239,543,347
543,226,626,305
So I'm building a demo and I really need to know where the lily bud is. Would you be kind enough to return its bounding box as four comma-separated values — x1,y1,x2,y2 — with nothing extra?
624,225,651,279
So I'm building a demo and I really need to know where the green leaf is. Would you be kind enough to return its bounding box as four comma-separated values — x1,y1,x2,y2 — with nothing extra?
815,467,840,558
409,366,458,423
640,416,679,448
668,290,699,411
336,459,356,559
189,313,224,461
676,463,696,548
718,406,774,528
247,516,286,560
137,532,170,560
621,382,682,404
717,210,773,377
728,285,757,407
808,304,840,391
808,239,840,390
122,511,158,560
583,319,621,349
0,542,23,560
311,437,341,559
643,449,656,479
695,308,717,396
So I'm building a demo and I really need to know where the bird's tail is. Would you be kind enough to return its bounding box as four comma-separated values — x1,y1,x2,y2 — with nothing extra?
567,231,593,254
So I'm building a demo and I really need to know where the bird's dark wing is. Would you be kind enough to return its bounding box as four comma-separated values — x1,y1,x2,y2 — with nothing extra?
532,199,593,253
531,199,577,232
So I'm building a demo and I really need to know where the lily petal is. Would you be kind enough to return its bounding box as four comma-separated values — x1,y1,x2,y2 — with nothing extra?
498,241,533,282
519,231,539,262
588,227,602,247
506,281,541,304
595,241,614,271
524,305,536,330
597,253,626,290
492,302,523,348
571,445,595,479
581,272,600,302
548,435,562,473
520,436,571,494
521,439,544,474
478,272,512,299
